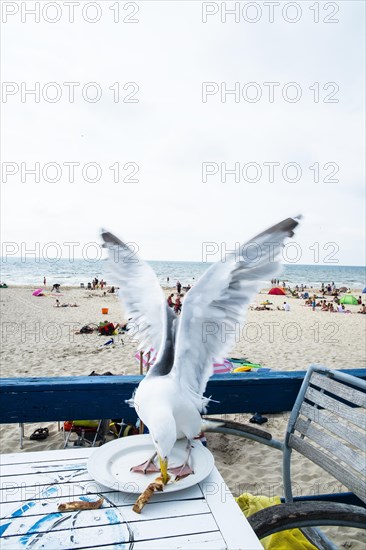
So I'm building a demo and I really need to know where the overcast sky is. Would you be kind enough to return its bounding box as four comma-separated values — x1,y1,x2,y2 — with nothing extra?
1,1,365,265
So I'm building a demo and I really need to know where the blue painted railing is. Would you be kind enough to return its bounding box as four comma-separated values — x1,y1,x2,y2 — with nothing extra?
1,369,365,424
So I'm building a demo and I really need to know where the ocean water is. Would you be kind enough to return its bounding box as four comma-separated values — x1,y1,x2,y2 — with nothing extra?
1,257,365,289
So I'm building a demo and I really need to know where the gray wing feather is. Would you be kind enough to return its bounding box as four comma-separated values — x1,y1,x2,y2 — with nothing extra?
101,230,167,357
172,216,301,397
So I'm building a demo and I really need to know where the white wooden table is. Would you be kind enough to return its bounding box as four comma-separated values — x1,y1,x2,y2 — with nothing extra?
0,447,263,549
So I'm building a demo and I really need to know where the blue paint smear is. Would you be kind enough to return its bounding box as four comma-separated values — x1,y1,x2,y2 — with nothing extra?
105,508,119,524
41,486,59,497
0,522,11,536
104,509,128,546
19,513,63,545
10,486,58,519
1,485,60,539
10,501,36,518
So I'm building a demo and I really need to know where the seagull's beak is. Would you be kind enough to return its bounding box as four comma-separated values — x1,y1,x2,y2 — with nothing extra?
158,455,169,485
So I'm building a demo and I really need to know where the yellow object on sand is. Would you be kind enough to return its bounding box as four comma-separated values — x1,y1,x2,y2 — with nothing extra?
236,493,317,550
233,366,252,372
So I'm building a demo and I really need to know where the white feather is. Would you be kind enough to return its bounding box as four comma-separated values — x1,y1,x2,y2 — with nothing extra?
172,216,300,399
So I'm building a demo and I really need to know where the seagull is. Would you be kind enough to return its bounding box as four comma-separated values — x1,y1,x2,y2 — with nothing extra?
101,216,300,483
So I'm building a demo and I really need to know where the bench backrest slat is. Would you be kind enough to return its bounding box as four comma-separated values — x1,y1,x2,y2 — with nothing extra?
310,372,366,408
305,387,366,430
294,417,365,476
300,401,366,452
289,434,366,503
288,368,366,505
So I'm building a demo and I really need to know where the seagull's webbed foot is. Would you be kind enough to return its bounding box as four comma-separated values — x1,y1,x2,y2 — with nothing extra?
130,452,159,474
168,464,194,480
169,440,194,481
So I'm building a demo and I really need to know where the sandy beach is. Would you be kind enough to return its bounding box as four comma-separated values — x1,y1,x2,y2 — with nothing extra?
1,284,365,548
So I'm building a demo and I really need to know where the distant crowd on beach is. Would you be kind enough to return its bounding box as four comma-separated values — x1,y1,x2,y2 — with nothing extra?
40,275,117,309
249,279,366,315
303,294,365,314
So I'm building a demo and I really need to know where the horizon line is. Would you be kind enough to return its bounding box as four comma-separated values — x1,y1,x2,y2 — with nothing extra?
0,256,365,269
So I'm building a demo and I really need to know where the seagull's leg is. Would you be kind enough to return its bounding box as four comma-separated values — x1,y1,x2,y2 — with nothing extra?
130,451,160,474
169,439,194,480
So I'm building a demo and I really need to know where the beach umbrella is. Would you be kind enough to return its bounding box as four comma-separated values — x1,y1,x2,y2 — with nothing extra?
32,289,44,296
362,288,366,293
340,295,358,305
268,287,286,295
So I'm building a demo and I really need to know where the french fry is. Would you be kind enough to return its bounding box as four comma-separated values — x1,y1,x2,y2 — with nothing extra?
58,497,104,512
133,474,171,514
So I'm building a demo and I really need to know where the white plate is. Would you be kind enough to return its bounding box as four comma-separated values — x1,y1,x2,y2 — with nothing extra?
87,434,214,493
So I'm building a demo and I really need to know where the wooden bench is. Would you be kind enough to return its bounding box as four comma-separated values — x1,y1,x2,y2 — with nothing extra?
208,365,366,549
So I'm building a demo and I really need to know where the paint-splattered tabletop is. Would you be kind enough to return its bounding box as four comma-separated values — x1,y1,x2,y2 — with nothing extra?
0,447,262,549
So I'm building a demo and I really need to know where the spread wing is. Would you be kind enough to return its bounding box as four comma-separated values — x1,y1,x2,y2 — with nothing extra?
172,216,301,397
101,230,168,358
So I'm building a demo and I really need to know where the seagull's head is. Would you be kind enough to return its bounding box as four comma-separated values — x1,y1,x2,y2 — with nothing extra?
149,412,177,484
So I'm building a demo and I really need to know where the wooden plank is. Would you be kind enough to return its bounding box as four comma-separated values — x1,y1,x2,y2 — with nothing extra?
294,417,365,476
0,501,211,536
300,402,366,452
289,434,366,503
0,447,92,467
0,459,88,478
310,372,366,407
305,387,366,430
0,476,203,506
200,468,263,550
1,513,219,549
0,469,96,492
130,531,226,549
1,370,365,423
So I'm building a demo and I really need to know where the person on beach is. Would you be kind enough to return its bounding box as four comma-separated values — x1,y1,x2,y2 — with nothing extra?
167,293,174,308
176,280,181,294
338,304,351,313
283,302,290,311
312,297,317,311
174,295,182,315
51,283,61,293
43,276,46,286
358,305,366,314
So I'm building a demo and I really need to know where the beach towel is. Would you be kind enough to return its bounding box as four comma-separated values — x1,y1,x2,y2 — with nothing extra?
236,493,317,550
